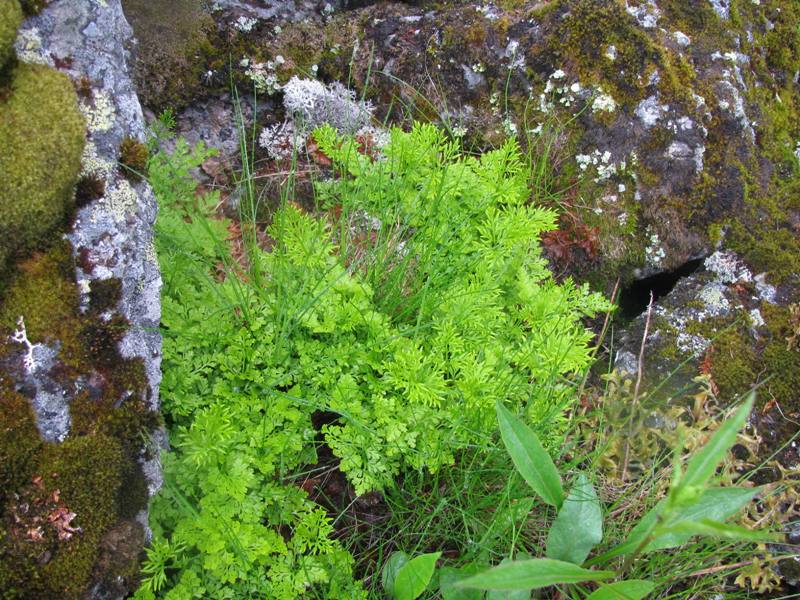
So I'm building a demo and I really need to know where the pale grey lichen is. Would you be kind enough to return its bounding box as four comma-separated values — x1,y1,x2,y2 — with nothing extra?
282,76,374,134
625,0,660,29
15,27,49,65
704,250,751,284
698,282,731,316
636,95,669,128
80,90,116,133
106,179,139,220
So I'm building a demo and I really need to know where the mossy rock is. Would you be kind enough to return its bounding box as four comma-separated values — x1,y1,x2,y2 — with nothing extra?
0,0,22,74
0,435,125,598
0,383,42,507
0,62,85,274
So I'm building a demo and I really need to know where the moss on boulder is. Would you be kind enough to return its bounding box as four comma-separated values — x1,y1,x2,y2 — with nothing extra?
0,0,23,73
0,62,85,274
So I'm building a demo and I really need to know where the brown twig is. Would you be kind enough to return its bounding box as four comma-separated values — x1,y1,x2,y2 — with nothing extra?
687,553,799,578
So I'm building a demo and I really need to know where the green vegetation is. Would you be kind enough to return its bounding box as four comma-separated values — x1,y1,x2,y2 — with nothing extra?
0,0,22,72
0,61,85,274
0,240,159,598
137,108,780,597
140,122,611,596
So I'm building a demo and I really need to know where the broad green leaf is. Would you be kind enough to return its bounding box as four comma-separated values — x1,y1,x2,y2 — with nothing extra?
496,401,563,507
546,473,603,565
394,552,441,600
457,558,615,591
439,566,483,600
382,551,410,597
595,486,757,562
585,580,655,600
487,589,529,599
679,393,754,491
645,486,759,552
659,518,780,544
487,557,533,599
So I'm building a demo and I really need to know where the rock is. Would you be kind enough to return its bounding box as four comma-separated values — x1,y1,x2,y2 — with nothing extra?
0,0,162,596
123,1,799,297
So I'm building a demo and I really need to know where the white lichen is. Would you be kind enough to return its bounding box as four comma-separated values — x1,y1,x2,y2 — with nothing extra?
282,77,373,134
80,90,116,133
704,251,751,283
673,31,691,47
592,90,617,113
10,316,36,373
106,179,139,220
645,229,666,267
635,95,669,128
625,0,660,29
258,121,303,160
234,16,258,32
80,141,115,179
15,27,49,65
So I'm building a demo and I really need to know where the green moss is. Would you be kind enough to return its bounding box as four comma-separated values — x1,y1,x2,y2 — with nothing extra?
550,0,659,105
121,0,217,112
118,137,149,181
759,303,800,410
0,382,41,506
710,326,757,400
0,435,125,598
762,1,800,77
19,0,49,17
0,243,151,405
0,62,85,273
0,241,84,358
0,0,22,73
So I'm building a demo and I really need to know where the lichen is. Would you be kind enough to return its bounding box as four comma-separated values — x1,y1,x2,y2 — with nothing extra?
106,179,140,220
80,89,115,133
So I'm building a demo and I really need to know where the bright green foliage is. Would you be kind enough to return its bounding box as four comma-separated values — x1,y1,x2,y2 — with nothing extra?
0,0,22,71
310,123,610,492
456,394,771,597
146,124,610,596
143,139,363,599
457,558,615,591
496,400,564,507
0,62,85,273
545,473,603,565
391,552,441,600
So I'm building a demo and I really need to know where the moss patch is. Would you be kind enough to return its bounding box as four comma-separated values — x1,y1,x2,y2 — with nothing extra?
0,435,125,599
0,382,42,506
0,241,159,596
119,136,149,181
0,62,85,274
121,0,217,112
0,0,22,73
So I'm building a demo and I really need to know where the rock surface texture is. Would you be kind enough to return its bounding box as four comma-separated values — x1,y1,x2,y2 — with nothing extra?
0,0,161,597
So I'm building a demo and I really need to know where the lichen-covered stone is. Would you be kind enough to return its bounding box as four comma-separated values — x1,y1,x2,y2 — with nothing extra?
0,62,85,274
0,0,163,596
0,0,23,72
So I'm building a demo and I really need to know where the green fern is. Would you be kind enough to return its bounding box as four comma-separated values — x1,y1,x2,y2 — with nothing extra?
141,122,612,597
